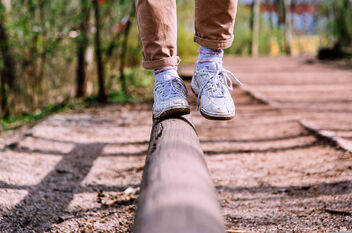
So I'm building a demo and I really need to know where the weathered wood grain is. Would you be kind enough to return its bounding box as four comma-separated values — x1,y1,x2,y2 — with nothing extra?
133,116,225,233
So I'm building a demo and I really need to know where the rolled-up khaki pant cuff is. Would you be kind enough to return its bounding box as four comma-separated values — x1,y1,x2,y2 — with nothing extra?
142,56,180,70
194,35,234,50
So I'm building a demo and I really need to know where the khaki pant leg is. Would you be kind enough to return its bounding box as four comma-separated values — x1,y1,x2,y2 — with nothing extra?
135,0,180,69
194,0,238,49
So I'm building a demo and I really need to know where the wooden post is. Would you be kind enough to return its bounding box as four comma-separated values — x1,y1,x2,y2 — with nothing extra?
133,116,225,233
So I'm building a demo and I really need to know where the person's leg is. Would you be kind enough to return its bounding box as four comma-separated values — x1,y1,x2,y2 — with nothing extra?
192,0,241,120
135,0,180,70
194,0,238,50
135,0,189,118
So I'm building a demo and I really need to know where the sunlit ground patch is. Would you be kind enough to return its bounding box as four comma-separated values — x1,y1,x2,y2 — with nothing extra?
0,188,28,210
0,151,62,186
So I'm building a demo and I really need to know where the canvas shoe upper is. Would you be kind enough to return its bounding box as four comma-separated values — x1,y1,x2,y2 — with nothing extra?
153,74,190,119
191,62,242,120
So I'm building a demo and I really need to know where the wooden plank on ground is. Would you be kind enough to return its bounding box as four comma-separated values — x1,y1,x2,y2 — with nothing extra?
133,116,225,233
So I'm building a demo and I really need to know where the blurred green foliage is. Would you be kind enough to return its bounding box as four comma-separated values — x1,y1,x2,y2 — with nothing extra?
177,0,198,63
227,4,253,56
323,0,352,47
0,0,152,126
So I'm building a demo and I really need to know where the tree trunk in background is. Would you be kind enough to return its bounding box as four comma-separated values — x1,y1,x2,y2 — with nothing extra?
265,0,274,30
251,0,260,57
36,0,47,108
284,0,292,55
93,0,107,102
0,73,9,118
0,2,15,118
76,0,90,98
274,0,291,55
249,2,254,55
119,6,135,95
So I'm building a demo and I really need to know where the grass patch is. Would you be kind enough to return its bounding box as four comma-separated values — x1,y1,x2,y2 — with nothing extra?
0,101,74,132
0,93,124,132
0,67,154,132
0,91,140,132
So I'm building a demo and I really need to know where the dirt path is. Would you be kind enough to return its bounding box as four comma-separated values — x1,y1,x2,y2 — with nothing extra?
226,57,352,150
1,57,352,232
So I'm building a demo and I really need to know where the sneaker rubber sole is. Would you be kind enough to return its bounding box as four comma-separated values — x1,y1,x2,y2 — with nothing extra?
154,107,190,119
191,85,234,121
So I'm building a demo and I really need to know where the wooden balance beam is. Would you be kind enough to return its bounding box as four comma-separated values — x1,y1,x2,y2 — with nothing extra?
133,116,225,233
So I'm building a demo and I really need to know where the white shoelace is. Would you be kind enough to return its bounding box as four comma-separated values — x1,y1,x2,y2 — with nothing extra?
155,77,189,101
196,67,243,108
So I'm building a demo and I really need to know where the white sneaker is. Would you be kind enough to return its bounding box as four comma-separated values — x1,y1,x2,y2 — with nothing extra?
191,62,242,120
153,76,190,119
